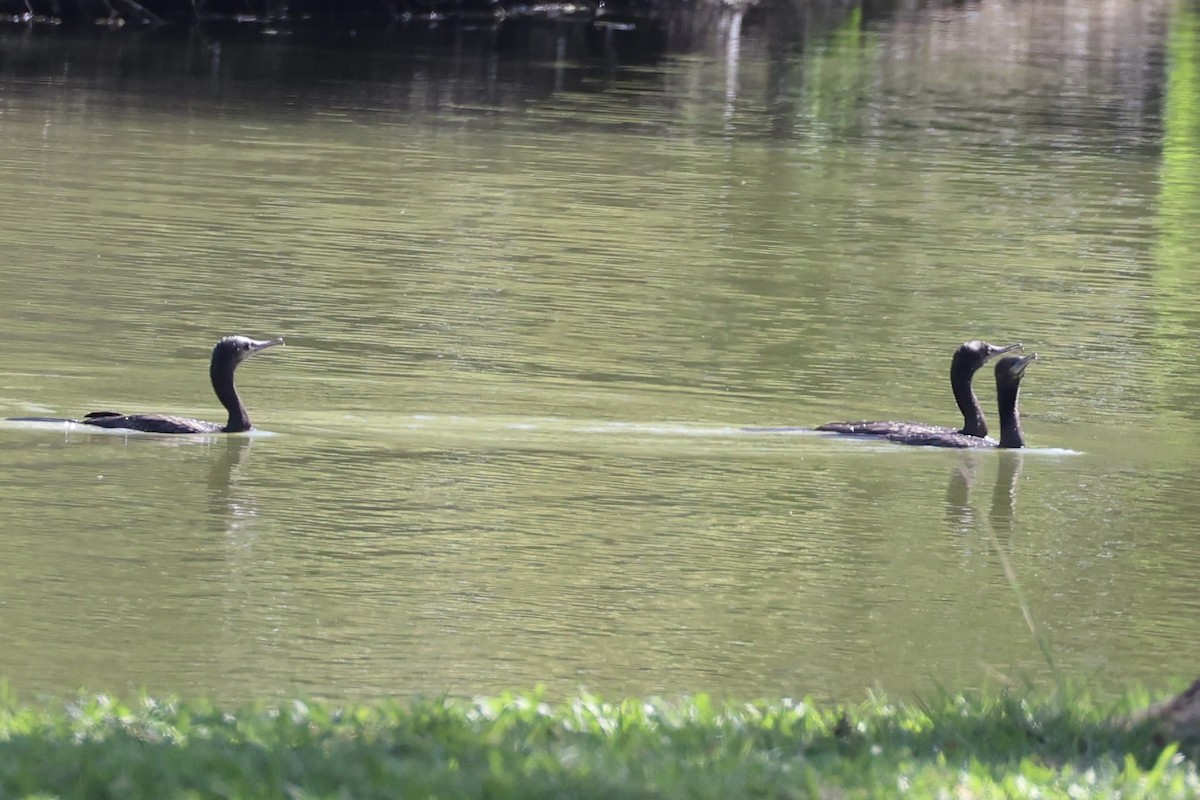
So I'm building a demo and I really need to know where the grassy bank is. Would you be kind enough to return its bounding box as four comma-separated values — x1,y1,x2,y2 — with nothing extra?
1,688,1196,798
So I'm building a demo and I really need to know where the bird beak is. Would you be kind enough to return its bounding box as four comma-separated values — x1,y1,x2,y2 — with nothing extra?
251,337,285,352
1007,352,1038,376
988,342,1023,360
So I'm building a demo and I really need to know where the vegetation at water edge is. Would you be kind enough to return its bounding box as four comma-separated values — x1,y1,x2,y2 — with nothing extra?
1,687,1198,798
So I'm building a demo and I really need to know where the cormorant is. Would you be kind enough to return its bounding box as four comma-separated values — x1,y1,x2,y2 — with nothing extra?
8,335,284,434
874,353,1037,449
816,340,1022,441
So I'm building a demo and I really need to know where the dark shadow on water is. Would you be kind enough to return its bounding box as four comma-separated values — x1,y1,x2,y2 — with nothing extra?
0,0,860,111
0,19,672,114
2,0,854,43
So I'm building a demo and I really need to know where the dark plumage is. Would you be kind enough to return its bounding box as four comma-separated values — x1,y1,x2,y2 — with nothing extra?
816,340,1021,442
80,335,284,433
874,353,1037,449
8,335,284,434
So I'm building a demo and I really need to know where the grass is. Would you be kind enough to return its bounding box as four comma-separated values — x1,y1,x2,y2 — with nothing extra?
0,686,1197,798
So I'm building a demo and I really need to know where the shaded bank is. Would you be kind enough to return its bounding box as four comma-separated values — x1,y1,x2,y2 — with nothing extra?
3,0,860,35
0,0,868,75
0,0,867,88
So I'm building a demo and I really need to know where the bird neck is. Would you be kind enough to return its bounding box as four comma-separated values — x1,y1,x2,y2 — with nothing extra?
950,368,988,438
996,382,1024,448
211,360,250,433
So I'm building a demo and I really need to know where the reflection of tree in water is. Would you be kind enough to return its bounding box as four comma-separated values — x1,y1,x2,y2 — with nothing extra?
943,451,1024,535
4,0,857,65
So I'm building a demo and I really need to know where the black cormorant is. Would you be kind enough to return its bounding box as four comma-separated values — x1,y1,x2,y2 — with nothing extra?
9,335,284,434
816,340,1021,441
874,353,1037,449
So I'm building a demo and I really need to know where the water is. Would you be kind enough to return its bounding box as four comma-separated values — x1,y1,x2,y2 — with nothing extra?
1,0,1197,705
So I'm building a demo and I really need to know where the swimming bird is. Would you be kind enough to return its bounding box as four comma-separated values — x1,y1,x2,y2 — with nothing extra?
816,340,1022,442
8,335,284,434
875,353,1037,449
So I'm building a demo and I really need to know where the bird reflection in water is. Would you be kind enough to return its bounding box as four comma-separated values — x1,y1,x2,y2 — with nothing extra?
944,451,1025,535
206,436,262,554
